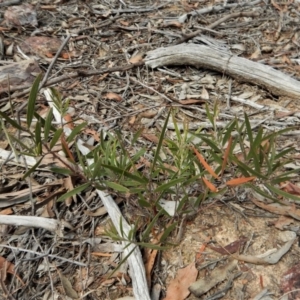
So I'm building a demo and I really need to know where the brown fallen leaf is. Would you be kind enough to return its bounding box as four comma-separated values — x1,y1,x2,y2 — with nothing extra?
0,256,23,284
208,237,247,255
139,111,157,118
104,92,123,102
63,177,75,207
84,128,100,142
162,20,182,28
128,115,136,125
0,208,13,215
91,252,112,257
142,133,168,145
251,197,300,220
73,268,94,293
163,263,198,300
63,113,74,129
145,247,158,288
58,269,79,299
280,181,300,196
118,20,129,26
129,52,144,64
60,51,78,59
179,99,205,105
274,216,294,230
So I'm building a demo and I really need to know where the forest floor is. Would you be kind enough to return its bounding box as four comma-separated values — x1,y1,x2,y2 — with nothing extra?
1,0,300,299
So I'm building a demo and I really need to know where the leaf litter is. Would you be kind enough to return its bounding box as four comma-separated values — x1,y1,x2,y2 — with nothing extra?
0,0,300,299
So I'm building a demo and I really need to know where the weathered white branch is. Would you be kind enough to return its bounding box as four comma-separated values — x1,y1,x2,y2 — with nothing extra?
145,44,300,99
0,216,60,234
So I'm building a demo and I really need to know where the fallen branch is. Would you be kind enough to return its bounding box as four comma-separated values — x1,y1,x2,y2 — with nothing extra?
145,44,300,99
0,216,62,236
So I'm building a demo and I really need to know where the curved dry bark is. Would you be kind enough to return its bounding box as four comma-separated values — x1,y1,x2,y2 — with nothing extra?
145,44,300,99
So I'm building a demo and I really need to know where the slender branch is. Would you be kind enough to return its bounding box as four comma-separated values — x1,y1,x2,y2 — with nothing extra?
0,245,87,267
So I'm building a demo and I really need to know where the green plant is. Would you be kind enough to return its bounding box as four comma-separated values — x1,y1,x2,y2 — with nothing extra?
189,103,300,203
1,76,299,261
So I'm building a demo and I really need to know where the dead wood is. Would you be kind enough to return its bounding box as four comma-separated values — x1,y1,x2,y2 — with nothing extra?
145,44,300,99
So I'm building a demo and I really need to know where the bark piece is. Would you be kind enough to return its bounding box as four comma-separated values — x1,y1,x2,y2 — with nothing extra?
0,59,41,93
145,44,300,99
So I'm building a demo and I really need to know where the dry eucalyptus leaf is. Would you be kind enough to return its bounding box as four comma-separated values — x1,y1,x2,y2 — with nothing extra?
58,269,79,299
104,92,123,102
164,263,198,300
129,52,144,64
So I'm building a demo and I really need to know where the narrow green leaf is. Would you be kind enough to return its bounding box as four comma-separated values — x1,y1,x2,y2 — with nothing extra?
27,74,42,127
197,135,221,153
265,183,300,202
138,198,151,208
101,164,148,184
57,182,90,202
244,113,253,145
0,111,24,131
35,121,42,154
176,194,189,212
154,177,186,192
33,112,56,132
121,180,144,187
263,127,296,141
172,111,182,142
130,187,146,193
209,151,223,165
248,127,263,172
130,148,146,164
249,184,280,203
274,147,295,160
159,222,178,243
222,119,236,146
119,217,124,238
44,108,53,141
231,155,267,179
49,128,63,149
131,127,144,145
66,122,87,143
105,181,129,193
75,144,87,174
151,110,170,173
142,209,163,240
50,167,73,176
205,103,214,126
271,176,295,185
22,157,43,179
92,157,104,179
276,168,300,178
108,247,136,278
